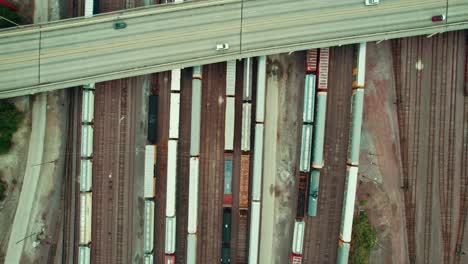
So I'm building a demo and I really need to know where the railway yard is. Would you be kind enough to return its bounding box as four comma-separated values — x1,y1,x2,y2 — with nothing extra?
1,1,468,264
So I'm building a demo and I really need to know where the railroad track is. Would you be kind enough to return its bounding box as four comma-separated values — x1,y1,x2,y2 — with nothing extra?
454,36,468,264
454,96,468,264
61,88,78,264
115,83,127,263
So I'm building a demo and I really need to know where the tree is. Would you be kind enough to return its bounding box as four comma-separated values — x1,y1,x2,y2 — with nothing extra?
0,101,24,154
350,211,378,264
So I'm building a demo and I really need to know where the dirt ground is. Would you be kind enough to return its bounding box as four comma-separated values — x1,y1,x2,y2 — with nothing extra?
259,53,304,264
0,97,32,260
357,42,408,264
20,90,68,263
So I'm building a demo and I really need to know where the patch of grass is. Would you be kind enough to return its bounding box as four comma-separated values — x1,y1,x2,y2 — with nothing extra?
350,211,378,264
0,101,24,154
359,200,368,206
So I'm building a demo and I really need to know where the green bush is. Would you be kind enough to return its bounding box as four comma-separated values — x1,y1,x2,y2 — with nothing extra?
0,6,21,28
0,101,24,154
350,211,378,264
0,180,6,201
359,200,368,206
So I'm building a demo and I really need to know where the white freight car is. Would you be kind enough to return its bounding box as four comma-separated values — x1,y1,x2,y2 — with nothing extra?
79,193,92,245
144,200,155,254
243,58,253,101
251,123,264,201
78,246,91,264
340,166,359,243
299,125,313,173
292,220,305,254
81,125,93,158
171,69,181,91
248,201,261,264
225,97,235,151
84,0,94,17
353,43,367,88
186,234,197,264
192,66,202,79
169,93,180,139
166,140,178,217
80,159,92,192
190,78,202,156
81,89,94,123
241,103,252,152
226,60,236,97
144,145,156,198
165,216,177,254
187,157,199,234
143,254,154,264
256,56,266,123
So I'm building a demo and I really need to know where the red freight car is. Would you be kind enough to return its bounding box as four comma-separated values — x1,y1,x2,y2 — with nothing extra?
291,253,303,264
0,0,18,11
317,48,330,90
306,49,318,73
296,173,309,219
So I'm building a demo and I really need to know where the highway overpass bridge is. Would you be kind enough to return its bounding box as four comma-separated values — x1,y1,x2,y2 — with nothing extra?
1,0,467,98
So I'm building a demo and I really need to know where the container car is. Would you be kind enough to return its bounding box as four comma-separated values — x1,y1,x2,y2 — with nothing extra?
222,208,232,243
148,95,158,144
166,140,178,217
243,58,253,101
80,159,92,192
303,74,316,123
81,89,94,123
299,124,313,173
169,93,180,139
186,234,197,264
144,145,156,198
317,48,330,90
223,155,233,206
226,60,236,97
296,173,308,219
252,124,264,201
311,92,327,169
241,102,252,152
248,201,261,264
190,79,201,156
221,208,232,263
239,154,250,216
256,56,266,123
188,157,199,234
292,220,305,254
308,169,320,216
79,193,92,245
290,253,303,264
347,88,364,166
306,49,318,73
144,200,155,254
81,125,93,158
171,69,181,91
352,43,366,88
339,166,359,243
225,97,235,151
78,246,91,264
165,216,176,254
192,66,202,80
